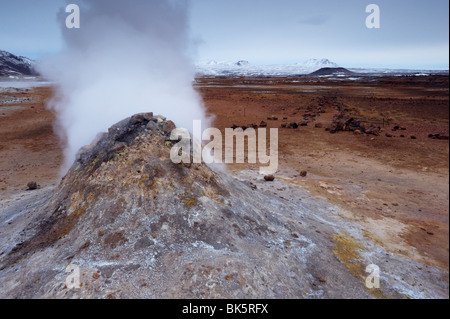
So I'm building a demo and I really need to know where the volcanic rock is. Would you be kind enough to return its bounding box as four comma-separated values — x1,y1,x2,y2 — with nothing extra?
130,112,154,125
146,121,158,131
428,132,449,140
163,120,176,135
26,181,38,190
366,126,381,136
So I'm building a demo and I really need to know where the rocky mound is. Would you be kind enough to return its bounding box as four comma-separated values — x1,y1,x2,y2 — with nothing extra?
309,67,355,77
0,113,447,299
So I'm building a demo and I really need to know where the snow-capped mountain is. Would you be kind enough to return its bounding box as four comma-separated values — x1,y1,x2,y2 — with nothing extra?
298,58,340,71
0,50,38,77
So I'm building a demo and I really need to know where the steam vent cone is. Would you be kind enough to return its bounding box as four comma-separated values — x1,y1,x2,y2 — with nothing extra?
0,112,434,299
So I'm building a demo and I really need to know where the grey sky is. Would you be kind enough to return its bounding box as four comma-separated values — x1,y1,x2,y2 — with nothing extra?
0,0,448,69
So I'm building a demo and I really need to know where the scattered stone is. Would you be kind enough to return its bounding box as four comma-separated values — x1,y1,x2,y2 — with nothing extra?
299,122,308,127
366,126,381,136
300,171,307,177
428,132,449,140
264,175,275,182
154,115,166,123
315,123,323,129
259,121,267,128
385,133,393,138
80,241,91,250
328,112,366,134
146,120,158,131
93,273,100,280
410,136,417,140
130,112,153,125
26,181,38,190
163,120,176,135
110,142,127,154
354,130,362,135
267,116,278,121
134,237,154,250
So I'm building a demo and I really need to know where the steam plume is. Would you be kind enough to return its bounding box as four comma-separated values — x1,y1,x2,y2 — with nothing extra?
40,0,206,172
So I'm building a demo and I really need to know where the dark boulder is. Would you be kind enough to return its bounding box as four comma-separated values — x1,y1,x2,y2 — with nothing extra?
428,132,449,140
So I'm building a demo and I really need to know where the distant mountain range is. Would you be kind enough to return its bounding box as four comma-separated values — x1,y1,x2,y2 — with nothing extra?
1,50,447,79
195,58,341,76
195,58,448,77
0,50,39,77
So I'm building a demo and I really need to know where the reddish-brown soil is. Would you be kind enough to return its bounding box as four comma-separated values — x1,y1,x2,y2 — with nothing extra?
0,75,448,272
195,75,449,270
0,87,63,195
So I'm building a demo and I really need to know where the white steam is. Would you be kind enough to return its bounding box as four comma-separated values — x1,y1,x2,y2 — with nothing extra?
40,0,207,172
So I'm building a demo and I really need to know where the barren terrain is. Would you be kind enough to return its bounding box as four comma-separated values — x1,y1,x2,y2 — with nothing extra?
0,75,448,298
195,75,449,270
0,86,62,196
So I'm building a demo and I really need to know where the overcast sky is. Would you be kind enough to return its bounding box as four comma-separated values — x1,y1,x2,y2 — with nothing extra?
0,0,448,69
